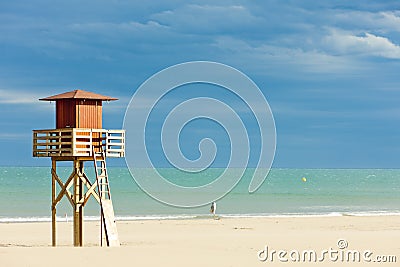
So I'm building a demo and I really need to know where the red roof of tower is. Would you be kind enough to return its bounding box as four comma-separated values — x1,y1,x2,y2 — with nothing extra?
39,89,118,101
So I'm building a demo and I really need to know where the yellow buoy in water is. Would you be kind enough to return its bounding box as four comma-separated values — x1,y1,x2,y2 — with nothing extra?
302,177,307,182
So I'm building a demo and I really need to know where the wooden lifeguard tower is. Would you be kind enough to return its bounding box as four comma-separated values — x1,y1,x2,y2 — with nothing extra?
32,89,125,247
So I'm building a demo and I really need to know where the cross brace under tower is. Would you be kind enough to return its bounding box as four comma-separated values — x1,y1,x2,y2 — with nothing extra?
51,153,119,247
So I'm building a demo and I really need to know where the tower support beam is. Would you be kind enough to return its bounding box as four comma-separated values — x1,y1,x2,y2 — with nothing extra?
73,160,84,246
51,159,56,247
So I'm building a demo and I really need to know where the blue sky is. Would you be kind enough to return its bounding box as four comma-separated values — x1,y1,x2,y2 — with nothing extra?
1,0,400,168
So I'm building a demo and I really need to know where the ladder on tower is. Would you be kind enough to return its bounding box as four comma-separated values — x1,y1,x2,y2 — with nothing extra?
93,148,120,247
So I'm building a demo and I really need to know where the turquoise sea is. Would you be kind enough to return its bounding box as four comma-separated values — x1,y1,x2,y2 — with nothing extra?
1,167,399,222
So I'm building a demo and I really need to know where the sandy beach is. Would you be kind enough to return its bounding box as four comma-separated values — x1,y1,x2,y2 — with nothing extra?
0,215,399,266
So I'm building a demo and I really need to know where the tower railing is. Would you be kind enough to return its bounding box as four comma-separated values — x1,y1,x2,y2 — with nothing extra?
33,128,125,158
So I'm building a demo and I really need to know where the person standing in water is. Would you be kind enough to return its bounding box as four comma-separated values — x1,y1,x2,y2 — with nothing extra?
210,201,217,219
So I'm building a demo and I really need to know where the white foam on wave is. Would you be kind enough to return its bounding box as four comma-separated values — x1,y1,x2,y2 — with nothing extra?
2,210,400,223
0,217,51,223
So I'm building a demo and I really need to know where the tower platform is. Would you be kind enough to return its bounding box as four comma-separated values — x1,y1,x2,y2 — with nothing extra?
33,128,125,159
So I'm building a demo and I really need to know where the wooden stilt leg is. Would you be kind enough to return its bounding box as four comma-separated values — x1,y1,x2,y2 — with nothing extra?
79,161,84,246
51,159,56,247
73,160,84,246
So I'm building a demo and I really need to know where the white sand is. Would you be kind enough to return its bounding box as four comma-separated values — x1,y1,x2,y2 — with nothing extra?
0,216,399,266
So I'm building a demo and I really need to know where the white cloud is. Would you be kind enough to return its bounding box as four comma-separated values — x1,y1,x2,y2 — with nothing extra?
0,132,31,140
70,20,168,34
213,36,359,75
379,11,400,32
324,30,400,59
151,4,263,33
333,10,400,33
0,89,38,104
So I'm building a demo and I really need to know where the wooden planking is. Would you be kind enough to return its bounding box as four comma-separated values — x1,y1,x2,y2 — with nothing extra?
77,100,102,128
